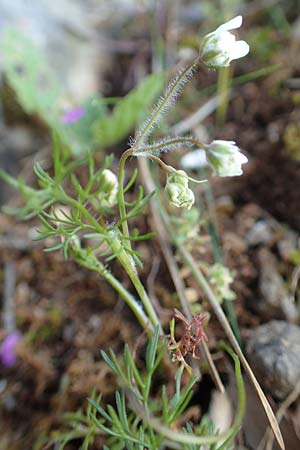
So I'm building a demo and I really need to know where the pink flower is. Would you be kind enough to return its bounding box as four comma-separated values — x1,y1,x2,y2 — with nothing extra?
62,107,85,124
0,331,22,367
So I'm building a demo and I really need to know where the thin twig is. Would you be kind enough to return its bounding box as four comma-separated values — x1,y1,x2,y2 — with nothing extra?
171,95,220,135
146,255,167,319
289,265,300,305
258,379,300,450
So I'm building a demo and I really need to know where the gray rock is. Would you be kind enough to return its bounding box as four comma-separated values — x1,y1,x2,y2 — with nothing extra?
0,0,106,101
257,248,299,322
246,320,300,399
246,220,273,246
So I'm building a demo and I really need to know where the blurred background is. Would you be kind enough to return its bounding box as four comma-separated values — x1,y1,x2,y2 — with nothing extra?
1,1,300,449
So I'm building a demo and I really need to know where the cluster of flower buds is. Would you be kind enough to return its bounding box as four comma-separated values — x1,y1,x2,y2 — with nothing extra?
165,170,195,210
200,16,249,68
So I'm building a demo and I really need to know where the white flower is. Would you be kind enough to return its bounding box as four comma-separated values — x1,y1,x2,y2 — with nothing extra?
200,16,249,68
181,149,208,170
206,140,248,177
165,170,195,209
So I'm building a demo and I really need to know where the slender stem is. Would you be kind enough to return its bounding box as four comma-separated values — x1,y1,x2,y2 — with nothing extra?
60,194,161,333
216,66,231,126
117,149,163,332
118,148,133,248
148,154,207,184
135,137,207,156
73,252,152,332
109,235,163,333
134,58,200,148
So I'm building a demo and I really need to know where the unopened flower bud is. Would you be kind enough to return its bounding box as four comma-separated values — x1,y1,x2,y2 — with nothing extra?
98,169,118,207
206,140,248,177
165,170,195,210
200,16,249,68
69,235,81,252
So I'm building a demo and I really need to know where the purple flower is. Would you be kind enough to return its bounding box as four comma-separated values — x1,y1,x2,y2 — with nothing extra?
62,107,85,124
0,331,22,367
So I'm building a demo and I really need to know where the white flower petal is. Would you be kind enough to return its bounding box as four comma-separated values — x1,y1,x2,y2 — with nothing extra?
181,149,207,170
217,16,242,33
211,140,236,147
236,152,248,164
206,140,248,177
230,40,250,60
201,16,249,68
217,31,236,51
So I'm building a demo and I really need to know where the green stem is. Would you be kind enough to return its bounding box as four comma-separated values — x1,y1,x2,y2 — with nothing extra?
118,148,133,247
148,154,206,184
216,66,231,126
73,251,152,332
61,194,161,333
109,235,162,333
135,137,207,155
117,149,163,332
134,58,200,148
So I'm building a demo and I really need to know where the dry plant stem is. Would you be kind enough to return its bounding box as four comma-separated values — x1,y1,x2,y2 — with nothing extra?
177,245,285,450
171,95,220,134
258,378,300,450
138,157,224,393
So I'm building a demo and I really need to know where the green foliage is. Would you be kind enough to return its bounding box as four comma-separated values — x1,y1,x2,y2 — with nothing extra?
49,329,245,450
60,96,108,156
1,27,61,117
0,137,150,261
246,27,280,63
92,73,164,148
1,27,164,156
0,134,159,329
